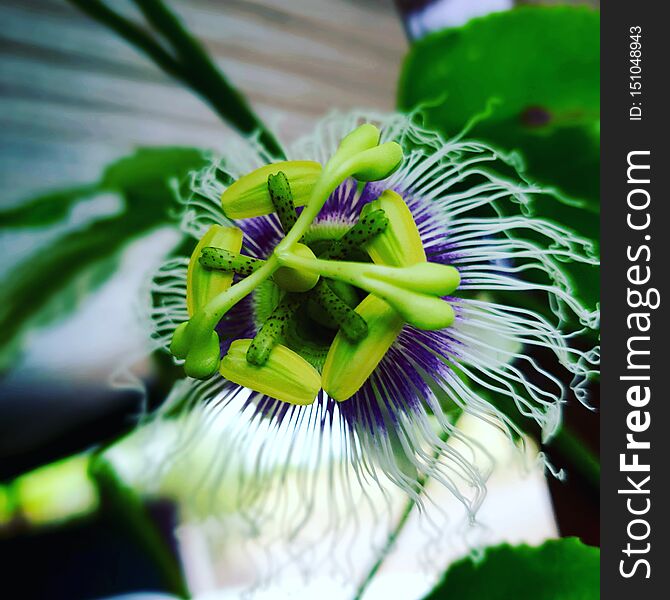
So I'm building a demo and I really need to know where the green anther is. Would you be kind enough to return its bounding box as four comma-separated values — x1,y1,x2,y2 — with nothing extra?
322,295,404,402
363,190,426,267
311,280,368,342
246,296,302,366
221,161,321,219
199,247,264,277
220,339,321,406
267,171,297,235
186,225,244,316
323,209,389,261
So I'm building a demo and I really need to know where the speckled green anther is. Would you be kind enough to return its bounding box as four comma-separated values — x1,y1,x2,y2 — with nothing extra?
199,246,264,276
322,209,389,261
246,295,303,366
311,280,367,342
267,171,297,235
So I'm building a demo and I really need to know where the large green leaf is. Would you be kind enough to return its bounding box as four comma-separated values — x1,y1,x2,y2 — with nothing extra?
398,6,600,319
0,147,206,370
0,186,99,228
398,6,599,229
424,538,599,600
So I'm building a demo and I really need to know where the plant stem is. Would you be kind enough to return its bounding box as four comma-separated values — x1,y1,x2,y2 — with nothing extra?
66,0,284,158
66,0,187,80
132,0,283,157
352,429,451,600
90,455,190,598
352,490,421,600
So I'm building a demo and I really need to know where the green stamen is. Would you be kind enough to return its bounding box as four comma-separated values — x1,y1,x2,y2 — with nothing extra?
274,139,403,255
311,280,368,342
220,161,321,219
172,125,408,381
267,171,297,235
173,256,279,378
220,339,320,406
322,295,404,402
363,190,426,267
331,123,380,166
186,225,243,316
200,246,264,276
246,295,303,366
323,209,389,261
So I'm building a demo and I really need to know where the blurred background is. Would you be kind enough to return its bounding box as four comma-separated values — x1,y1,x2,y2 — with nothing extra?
0,1,599,598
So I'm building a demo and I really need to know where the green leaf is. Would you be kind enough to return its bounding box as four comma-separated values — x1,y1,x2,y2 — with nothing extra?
424,538,599,600
0,147,206,370
398,6,600,319
398,6,599,228
0,186,99,228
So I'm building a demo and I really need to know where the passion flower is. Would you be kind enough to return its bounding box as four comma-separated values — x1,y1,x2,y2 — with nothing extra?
149,112,599,518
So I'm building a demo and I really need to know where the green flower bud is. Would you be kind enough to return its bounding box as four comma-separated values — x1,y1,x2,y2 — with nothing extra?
220,339,321,405
221,161,321,219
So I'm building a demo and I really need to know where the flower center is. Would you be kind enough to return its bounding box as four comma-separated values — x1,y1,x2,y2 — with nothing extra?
170,124,460,405
251,219,372,369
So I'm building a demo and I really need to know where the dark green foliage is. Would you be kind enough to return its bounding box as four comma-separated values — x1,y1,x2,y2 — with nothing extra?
424,538,599,600
398,6,599,232
0,147,206,369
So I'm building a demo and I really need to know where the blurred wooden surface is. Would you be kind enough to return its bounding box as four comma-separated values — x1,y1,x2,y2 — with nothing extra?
0,0,407,201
